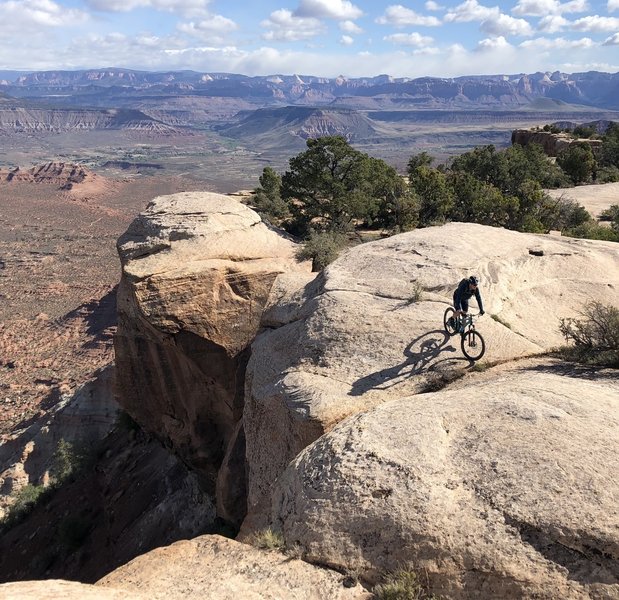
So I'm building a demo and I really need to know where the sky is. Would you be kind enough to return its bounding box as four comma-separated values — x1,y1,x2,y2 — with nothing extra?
0,0,618,78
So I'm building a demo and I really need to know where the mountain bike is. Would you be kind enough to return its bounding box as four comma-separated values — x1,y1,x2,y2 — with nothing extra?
443,307,486,361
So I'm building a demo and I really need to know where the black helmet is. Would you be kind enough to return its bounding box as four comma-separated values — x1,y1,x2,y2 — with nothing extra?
469,275,479,285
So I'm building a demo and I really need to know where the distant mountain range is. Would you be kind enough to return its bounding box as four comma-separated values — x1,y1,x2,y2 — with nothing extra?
1,68,618,110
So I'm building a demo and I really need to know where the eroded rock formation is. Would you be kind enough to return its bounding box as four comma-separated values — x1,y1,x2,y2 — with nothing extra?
244,222,619,522
511,129,603,156
114,191,309,525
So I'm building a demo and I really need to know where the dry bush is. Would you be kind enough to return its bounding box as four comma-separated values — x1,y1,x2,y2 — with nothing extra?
559,301,619,367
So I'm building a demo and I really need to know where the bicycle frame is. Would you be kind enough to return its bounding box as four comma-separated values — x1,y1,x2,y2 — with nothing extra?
455,313,479,335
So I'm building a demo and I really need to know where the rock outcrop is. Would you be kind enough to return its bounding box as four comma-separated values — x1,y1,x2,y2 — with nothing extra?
114,191,309,525
271,360,619,599
244,222,619,521
511,129,603,156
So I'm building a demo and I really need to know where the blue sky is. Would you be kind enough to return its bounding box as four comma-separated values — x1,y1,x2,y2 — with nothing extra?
0,0,618,77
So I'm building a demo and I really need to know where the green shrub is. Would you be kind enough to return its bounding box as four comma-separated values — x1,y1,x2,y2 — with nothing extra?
596,165,619,183
296,231,347,272
406,283,423,304
599,204,619,222
558,301,619,367
1,484,49,530
50,438,95,484
563,221,619,242
373,570,441,600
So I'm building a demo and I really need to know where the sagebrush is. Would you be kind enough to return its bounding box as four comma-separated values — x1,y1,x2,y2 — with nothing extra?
558,301,619,367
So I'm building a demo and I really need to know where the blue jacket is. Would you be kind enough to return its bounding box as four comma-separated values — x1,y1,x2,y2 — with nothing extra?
454,278,484,312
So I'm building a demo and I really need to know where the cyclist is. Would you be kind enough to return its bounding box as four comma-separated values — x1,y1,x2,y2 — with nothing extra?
450,275,485,328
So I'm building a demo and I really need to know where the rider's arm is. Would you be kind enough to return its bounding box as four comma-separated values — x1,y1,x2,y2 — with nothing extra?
474,289,484,314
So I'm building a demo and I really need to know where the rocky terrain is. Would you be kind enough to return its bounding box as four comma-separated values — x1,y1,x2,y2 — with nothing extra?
0,168,211,435
0,192,618,598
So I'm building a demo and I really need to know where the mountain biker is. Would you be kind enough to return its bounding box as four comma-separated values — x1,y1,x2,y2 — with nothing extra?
452,275,485,324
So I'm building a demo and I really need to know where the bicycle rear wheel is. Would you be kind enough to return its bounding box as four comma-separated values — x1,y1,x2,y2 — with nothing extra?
461,330,486,361
443,307,458,336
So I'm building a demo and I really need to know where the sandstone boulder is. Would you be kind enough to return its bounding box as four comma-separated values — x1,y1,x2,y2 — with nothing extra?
272,360,619,599
244,223,619,519
98,534,371,599
114,192,308,523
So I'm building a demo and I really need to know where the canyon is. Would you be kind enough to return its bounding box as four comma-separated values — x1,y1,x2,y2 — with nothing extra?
1,191,617,598
0,67,618,598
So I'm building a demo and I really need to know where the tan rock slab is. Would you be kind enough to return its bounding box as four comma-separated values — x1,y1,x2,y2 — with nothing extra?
98,534,371,599
272,360,619,599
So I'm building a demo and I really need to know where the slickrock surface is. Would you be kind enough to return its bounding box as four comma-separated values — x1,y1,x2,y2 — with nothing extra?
114,192,309,522
546,181,619,220
0,580,148,599
272,359,619,599
98,534,371,599
244,222,619,518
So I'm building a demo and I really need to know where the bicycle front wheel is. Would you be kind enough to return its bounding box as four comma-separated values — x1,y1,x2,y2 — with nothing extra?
443,307,458,336
461,330,486,361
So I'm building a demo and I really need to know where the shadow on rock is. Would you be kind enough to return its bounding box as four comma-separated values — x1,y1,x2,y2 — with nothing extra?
349,329,470,396
518,359,619,381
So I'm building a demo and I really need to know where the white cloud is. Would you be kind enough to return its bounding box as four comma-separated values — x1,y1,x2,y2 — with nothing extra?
86,0,212,17
177,16,238,42
425,0,444,9
512,0,588,15
476,35,512,49
295,0,363,20
608,0,619,10
572,15,619,31
481,14,533,35
603,32,619,43
413,46,441,54
444,0,497,22
261,9,326,41
537,15,569,32
0,0,89,30
384,32,435,46
376,4,442,26
520,35,594,48
340,34,354,44
339,19,362,33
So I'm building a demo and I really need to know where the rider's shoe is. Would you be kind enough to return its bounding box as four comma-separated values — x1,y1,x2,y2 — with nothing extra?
448,317,455,329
